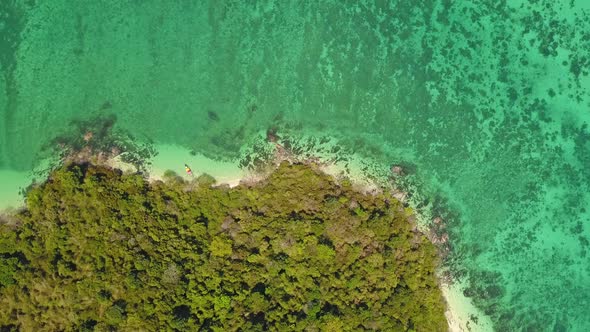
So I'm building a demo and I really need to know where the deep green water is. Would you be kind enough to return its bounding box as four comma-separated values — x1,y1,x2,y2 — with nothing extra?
1,1,590,330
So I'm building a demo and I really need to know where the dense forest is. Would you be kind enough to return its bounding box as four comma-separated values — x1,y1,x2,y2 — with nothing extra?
0,161,447,331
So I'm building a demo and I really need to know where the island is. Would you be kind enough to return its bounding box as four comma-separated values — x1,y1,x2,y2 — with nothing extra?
0,159,447,331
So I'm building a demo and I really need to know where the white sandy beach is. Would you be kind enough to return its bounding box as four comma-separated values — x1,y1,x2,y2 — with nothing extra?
147,144,246,186
442,281,494,332
319,156,381,194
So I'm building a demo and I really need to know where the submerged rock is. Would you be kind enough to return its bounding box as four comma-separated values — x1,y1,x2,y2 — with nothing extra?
391,164,404,176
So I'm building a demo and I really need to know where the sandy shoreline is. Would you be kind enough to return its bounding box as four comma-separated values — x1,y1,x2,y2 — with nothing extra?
441,281,494,332
107,144,248,187
1,143,492,331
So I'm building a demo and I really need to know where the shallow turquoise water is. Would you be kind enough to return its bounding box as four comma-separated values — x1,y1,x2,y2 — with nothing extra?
1,1,590,330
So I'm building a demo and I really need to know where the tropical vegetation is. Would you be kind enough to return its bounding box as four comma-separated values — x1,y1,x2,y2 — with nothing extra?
0,161,447,331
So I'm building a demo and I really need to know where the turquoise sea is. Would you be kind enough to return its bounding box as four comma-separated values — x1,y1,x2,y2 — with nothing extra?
1,1,589,330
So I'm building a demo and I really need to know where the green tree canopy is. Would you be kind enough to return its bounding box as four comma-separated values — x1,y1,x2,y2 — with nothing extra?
0,162,447,331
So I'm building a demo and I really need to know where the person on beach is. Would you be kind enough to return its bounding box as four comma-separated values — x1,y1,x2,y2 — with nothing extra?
184,164,193,176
